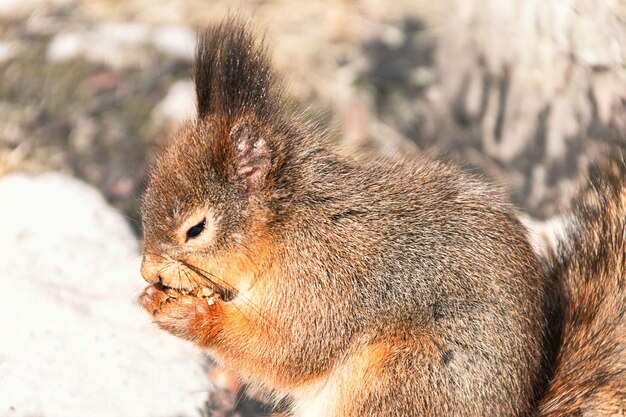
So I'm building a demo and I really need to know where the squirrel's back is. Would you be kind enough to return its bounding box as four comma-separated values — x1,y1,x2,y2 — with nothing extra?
539,161,626,416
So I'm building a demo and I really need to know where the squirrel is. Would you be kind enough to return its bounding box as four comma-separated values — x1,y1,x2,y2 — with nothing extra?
138,18,625,417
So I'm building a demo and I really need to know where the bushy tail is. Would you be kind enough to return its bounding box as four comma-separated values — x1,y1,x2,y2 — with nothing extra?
538,161,626,416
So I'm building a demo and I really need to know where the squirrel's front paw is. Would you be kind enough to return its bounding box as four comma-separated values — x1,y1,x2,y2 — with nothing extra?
138,285,214,341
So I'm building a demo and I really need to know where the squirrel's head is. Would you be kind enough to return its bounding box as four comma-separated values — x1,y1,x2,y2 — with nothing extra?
140,19,303,298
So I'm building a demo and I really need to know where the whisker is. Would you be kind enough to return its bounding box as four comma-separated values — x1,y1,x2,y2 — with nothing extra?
230,383,246,417
176,262,183,292
145,252,170,261
143,253,206,291
143,252,289,343
180,261,288,343
230,240,264,290
145,262,176,286
180,260,232,296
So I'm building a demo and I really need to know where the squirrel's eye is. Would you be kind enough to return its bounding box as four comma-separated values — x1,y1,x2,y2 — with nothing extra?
186,218,206,240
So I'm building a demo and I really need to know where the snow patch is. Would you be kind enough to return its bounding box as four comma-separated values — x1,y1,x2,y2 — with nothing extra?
0,172,210,417
151,79,196,129
152,26,197,60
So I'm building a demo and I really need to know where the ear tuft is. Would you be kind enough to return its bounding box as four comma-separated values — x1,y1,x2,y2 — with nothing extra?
195,18,280,121
231,123,271,191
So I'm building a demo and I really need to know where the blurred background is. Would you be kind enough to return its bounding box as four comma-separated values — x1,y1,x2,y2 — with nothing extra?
0,0,624,416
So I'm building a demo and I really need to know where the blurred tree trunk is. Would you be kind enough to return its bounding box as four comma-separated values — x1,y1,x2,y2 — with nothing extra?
435,0,626,218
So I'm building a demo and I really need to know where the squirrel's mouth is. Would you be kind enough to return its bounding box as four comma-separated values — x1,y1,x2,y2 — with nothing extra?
156,282,236,304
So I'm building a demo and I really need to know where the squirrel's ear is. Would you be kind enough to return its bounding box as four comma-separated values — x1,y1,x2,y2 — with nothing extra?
231,123,271,192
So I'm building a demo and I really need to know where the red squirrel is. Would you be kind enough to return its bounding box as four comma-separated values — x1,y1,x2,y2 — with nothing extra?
139,19,625,416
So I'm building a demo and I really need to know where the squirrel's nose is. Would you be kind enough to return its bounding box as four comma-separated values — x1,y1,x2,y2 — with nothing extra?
140,253,162,285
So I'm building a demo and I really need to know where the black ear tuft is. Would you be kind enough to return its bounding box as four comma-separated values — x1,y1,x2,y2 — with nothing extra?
195,18,280,121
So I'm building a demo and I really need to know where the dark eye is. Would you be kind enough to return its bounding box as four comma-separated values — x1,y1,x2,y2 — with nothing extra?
186,218,206,240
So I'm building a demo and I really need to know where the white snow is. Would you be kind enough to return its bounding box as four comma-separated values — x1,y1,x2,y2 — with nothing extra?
0,0,42,18
47,24,196,66
47,31,83,62
0,41,19,63
151,26,197,61
151,79,197,129
0,0,74,19
0,173,210,417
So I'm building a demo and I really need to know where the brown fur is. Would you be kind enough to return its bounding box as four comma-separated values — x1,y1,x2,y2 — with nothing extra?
538,161,626,416
138,18,623,416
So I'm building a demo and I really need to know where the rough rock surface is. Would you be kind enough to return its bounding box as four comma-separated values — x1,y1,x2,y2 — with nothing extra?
433,0,626,218
0,173,210,417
